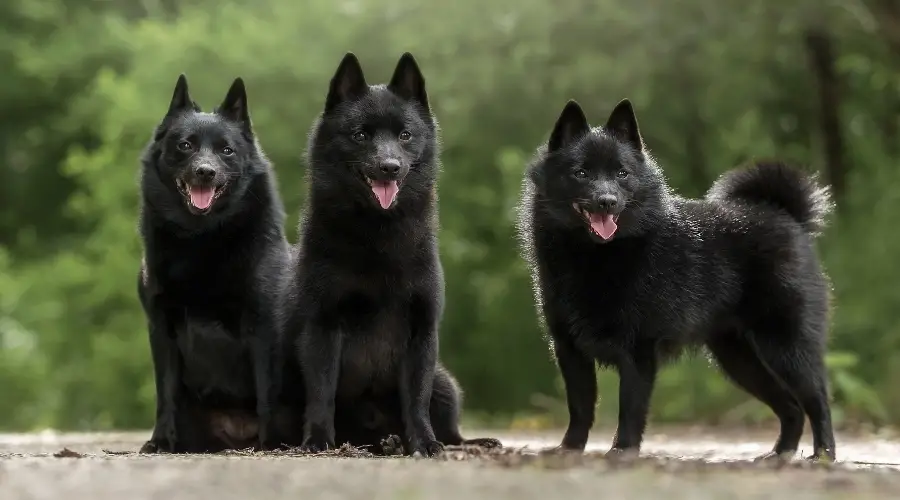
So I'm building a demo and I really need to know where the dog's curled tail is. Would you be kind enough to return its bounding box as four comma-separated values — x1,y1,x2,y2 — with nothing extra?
707,161,833,236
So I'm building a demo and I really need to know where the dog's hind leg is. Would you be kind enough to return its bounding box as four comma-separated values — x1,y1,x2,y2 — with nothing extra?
332,398,404,456
707,331,806,460
744,325,835,462
329,366,504,454
430,364,502,449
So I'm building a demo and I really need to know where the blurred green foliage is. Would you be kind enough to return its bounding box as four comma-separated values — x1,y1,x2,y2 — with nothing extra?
1,0,899,431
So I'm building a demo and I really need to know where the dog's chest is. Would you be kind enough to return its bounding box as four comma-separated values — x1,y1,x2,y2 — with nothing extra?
336,296,410,398
147,235,254,303
538,247,643,333
160,262,248,307
540,243,705,356
174,313,255,400
305,241,432,396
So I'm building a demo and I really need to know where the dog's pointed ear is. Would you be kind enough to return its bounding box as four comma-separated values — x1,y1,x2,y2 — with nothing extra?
548,100,590,153
167,74,198,116
388,52,429,113
605,99,643,151
155,74,198,141
217,77,252,132
325,52,368,112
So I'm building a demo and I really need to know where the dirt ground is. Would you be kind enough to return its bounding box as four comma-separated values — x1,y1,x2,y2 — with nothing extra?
2,427,900,499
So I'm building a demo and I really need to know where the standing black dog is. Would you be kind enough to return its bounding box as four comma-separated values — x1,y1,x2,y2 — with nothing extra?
517,99,836,461
138,75,295,453
283,52,501,456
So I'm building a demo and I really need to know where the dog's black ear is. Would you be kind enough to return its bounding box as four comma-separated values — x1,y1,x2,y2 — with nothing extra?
217,77,252,132
155,74,198,140
325,52,368,112
388,52,429,113
548,100,590,152
167,74,199,116
605,99,642,151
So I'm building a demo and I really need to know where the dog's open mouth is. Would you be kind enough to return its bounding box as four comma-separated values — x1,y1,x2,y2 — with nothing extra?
176,179,227,213
365,177,401,210
573,203,619,240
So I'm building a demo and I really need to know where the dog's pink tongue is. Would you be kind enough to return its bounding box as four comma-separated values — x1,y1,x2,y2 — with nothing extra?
189,186,215,210
372,180,399,209
589,213,618,240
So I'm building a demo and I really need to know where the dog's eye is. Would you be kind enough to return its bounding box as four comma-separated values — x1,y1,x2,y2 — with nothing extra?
573,169,587,179
616,169,629,178
177,141,192,152
352,131,368,142
398,130,412,142
221,147,235,156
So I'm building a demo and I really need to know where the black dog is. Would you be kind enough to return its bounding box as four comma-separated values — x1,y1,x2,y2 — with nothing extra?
138,75,296,453
283,52,501,456
517,99,836,461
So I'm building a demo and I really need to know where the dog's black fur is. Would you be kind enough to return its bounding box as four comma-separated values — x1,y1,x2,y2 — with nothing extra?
517,99,836,461
282,52,501,456
138,75,298,453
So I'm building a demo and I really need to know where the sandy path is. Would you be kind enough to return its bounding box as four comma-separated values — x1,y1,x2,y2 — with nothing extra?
2,428,899,499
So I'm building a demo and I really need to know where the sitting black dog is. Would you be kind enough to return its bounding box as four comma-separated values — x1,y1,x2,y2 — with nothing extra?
138,75,295,453
282,52,502,456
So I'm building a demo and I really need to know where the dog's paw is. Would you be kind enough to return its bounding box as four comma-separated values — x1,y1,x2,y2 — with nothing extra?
258,438,288,452
461,437,503,449
753,450,796,463
804,447,835,463
410,439,444,458
139,439,171,454
605,447,640,461
539,444,584,456
380,435,405,456
300,436,334,453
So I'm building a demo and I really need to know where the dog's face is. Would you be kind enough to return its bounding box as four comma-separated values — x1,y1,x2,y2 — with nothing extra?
308,52,438,211
143,75,260,223
529,99,664,243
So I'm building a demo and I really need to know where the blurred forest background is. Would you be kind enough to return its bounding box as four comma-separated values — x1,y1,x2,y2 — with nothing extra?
1,0,899,432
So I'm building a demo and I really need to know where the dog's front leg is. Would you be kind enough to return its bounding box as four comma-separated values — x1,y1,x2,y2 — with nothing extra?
299,317,342,452
550,328,598,452
140,306,184,453
401,293,442,457
609,341,658,457
249,306,282,451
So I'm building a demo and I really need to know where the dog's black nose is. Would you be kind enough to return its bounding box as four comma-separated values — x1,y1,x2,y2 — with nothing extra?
195,166,216,182
597,194,618,212
380,159,401,176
